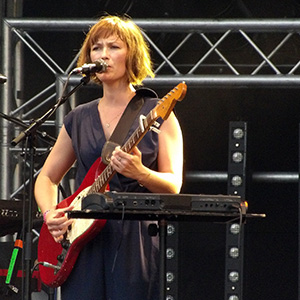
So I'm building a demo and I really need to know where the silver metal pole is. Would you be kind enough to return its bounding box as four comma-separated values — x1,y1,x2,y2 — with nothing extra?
1,20,13,199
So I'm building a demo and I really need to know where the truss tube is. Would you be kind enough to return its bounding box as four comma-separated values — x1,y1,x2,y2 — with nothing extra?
185,171,298,183
145,75,300,87
5,18,300,32
1,20,14,199
56,76,71,133
199,32,240,75
188,30,232,74
252,33,293,75
239,30,281,74
60,74,300,88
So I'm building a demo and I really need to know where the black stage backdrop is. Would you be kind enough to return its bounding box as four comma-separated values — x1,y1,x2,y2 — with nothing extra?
177,87,299,300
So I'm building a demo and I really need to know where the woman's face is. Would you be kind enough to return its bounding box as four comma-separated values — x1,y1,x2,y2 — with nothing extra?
90,34,128,84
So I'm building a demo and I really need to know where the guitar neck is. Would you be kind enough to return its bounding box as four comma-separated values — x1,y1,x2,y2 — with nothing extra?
122,110,157,153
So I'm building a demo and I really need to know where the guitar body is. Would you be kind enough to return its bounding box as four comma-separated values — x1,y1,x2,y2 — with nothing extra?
38,157,107,287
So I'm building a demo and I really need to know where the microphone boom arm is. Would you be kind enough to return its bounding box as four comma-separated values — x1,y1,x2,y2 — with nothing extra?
11,75,90,146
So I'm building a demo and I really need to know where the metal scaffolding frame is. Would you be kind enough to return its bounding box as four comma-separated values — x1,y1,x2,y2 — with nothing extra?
2,18,300,199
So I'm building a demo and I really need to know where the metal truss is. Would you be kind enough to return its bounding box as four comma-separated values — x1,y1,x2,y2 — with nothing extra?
2,18,300,199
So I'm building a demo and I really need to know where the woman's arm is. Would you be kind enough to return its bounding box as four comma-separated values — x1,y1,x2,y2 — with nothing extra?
34,125,77,242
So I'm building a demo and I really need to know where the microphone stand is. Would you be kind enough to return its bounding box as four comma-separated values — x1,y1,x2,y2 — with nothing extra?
0,112,56,146
0,112,56,299
10,74,90,300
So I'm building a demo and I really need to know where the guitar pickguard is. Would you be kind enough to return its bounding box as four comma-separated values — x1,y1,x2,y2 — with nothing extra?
67,187,94,244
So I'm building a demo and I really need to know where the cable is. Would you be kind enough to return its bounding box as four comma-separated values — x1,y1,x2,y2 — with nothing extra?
111,202,126,273
31,261,61,274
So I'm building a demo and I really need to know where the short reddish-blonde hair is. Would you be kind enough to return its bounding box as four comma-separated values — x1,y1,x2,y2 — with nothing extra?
77,15,155,86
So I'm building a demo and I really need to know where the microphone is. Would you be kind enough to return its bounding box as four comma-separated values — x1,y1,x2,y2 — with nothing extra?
72,59,107,75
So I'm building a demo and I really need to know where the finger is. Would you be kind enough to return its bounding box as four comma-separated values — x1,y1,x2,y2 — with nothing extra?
111,155,122,169
49,220,73,236
54,206,74,219
112,146,121,157
131,146,138,154
131,146,141,157
56,216,74,225
57,204,74,214
49,227,66,239
54,235,64,243
47,215,73,229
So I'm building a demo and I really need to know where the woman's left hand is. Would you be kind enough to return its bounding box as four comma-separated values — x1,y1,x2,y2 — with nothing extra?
110,146,144,179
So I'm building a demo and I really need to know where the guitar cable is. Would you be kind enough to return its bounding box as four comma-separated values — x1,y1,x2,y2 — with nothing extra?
226,202,244,250
111,201,126,273
31,261,61,273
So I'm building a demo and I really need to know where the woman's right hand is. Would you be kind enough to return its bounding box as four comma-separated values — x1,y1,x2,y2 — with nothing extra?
44,205,74,243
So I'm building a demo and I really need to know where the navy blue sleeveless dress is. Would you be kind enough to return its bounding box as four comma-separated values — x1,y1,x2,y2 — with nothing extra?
61,91,162,300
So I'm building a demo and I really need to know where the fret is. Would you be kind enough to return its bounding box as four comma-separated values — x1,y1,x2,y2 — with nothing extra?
128,137,134,149
102,170,107,182
148,115,154,128
104,168,111,182
143,117,148,130
135,128,142,139
124,142,130,152
133,130,139,142
109,165,113,176
88,183,96,195
124,138,132,152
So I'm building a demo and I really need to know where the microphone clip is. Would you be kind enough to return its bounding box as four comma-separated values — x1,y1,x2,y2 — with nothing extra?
72,59,107,75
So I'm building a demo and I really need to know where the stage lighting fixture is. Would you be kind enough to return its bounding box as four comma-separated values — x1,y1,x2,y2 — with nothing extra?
232,128,244,139
228,271,239,283
167,224,176,236
165,222,178,299
166,248,175,259
229,247,239,258
166,272,175,283
226,122,247,300
230,223,240,235
232,151,243,163
231,175,243,187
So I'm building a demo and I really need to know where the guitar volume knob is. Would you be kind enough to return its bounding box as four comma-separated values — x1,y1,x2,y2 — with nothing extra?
57,254,65,262
61,240,70,250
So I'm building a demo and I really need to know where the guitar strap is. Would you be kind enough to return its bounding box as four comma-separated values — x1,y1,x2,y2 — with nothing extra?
101,88,158,165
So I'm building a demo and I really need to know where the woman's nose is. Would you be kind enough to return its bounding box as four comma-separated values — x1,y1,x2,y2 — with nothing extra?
101,47,109,59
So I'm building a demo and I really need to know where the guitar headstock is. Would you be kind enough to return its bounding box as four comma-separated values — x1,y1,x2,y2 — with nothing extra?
154,82,187,120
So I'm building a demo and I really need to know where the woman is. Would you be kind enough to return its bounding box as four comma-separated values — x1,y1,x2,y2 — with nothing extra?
34,15,183,300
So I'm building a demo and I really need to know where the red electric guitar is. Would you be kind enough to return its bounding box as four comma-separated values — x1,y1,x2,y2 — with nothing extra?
37,82,187,287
